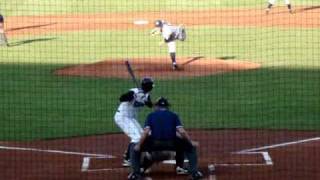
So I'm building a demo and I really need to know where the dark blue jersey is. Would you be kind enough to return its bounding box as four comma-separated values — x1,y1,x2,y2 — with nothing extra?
144,109,182,140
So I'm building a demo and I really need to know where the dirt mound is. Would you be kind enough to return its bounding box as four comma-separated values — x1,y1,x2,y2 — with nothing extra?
55,57,260,79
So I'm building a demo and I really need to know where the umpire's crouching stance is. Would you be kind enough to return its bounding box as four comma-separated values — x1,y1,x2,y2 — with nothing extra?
128,97,203,180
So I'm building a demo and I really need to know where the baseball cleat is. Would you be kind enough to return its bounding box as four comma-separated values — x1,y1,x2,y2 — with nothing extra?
122,159,131,167
140,167,152,175
191,171,204,180
172,64,179,70
176,166,189,175
127,172,141,180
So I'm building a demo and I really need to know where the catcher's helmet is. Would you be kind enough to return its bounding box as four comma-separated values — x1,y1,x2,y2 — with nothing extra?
155,97,170,107
154,20,164,28
141,77,154,92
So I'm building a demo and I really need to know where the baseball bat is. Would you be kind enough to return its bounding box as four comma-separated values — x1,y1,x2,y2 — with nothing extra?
125,60,140,88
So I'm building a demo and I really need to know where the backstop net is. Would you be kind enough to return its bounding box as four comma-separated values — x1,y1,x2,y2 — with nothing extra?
0,0,319,179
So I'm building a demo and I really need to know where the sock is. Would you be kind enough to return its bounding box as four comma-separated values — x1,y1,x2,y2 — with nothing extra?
124,142,135,160
170,52,176,65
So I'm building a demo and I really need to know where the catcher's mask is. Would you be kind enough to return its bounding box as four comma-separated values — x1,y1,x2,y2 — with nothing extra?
154,20,164,28
141,77,154,92
155,97,170,107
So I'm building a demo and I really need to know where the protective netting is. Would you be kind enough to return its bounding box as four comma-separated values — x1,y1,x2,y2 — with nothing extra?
0,0,319,179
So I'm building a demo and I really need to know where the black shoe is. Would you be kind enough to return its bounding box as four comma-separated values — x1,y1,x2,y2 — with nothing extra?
176,166,189,175
128,172,141,180
172,64,179,70
191,171,204,180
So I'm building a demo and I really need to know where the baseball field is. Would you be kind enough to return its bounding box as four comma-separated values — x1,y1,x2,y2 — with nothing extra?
0,0,320,179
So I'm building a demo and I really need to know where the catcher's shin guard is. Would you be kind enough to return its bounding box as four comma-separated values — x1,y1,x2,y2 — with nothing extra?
0,33,8,46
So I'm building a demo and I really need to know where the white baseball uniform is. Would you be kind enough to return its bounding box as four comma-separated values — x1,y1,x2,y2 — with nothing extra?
268,0,290,5
161,22,186,53
114,88,151,143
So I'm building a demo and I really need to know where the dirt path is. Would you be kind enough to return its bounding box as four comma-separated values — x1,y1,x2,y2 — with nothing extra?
6,6,320,37
1,129,320,180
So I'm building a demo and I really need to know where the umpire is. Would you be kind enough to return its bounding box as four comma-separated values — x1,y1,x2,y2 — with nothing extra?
129,97,203,180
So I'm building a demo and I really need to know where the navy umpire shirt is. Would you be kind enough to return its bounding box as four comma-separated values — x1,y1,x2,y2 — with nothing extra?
144,109,182,140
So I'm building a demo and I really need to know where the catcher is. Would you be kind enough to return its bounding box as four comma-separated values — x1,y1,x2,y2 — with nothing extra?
150,20,186,70
128,97,203,180
0,13,9,46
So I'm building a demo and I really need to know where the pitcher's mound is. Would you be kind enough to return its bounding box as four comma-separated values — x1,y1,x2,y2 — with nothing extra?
55,57,260,79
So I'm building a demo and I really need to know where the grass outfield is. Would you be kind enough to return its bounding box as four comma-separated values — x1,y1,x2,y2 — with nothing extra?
2,27,320,66
0,26,320,140
1,0,317,15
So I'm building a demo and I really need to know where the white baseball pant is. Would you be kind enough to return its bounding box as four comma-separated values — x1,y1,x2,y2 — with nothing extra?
167,41,176,53
114,112,143,143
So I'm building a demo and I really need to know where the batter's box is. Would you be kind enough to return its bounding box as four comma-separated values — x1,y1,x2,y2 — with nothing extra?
211,152,273,167
81,157,125,172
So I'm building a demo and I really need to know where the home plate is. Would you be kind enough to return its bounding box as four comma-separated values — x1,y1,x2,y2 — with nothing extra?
133,19,149,25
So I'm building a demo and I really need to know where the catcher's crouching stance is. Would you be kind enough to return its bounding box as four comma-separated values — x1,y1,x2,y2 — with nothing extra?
0,14,8,46
128,97,203,180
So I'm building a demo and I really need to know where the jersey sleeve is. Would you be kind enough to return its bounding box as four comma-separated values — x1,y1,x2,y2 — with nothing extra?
119,91,134,102
175,114,183,129
144,114,152,129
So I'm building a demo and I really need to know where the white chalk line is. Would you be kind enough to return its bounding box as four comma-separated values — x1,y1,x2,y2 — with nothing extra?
85,167,126,172
0,145,115,158
218,136,320,167
81,156,121,172
238,136,320,153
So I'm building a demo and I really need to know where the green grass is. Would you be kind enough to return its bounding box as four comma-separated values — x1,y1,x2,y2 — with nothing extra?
2,27,320,67
1,0,318,16
0,63,121,140
0,63,319,140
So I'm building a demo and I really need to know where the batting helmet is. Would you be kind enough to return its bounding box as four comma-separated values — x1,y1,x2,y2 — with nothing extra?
155,97,170,107
154,20,164,28
141,77,154,92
